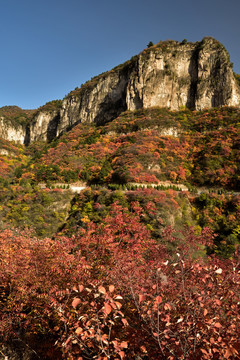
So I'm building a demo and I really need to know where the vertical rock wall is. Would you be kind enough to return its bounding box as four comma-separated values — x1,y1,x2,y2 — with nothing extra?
1,37,240,144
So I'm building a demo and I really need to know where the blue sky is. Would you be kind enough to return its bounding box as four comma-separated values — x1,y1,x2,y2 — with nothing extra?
0,0,239,109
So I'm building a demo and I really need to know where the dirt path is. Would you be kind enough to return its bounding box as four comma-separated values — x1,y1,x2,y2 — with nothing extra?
38,182,240,196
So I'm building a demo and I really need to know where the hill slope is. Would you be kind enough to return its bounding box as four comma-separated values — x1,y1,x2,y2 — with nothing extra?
0,37,240,144
0,39,240,360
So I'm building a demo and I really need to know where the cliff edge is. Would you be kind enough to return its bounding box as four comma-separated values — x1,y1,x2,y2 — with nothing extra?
41,36,240,139
1,37,240,144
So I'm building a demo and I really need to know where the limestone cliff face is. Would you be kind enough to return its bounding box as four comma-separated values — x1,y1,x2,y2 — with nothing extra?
127,37,240,111
195,38,240,109
58,37,240,135
0,117,26,143
58,69,128,136
1,37,240,144
29,110,60,143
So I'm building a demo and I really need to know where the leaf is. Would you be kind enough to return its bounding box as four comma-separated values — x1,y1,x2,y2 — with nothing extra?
118,351,125,359
109,284,115,293
140,345,147,353
78,284,84,292
155,295,162,304
204,309,208,316
210,337,215,344
72,298,81,308
120,341,128,349
98,285,106,295
176,316,183,323
224,348,234,359
122,318,129,326
164,303,171,311
112,340,119,349
215,268,223,274
75,327,83,335
200,348,209,355
214,322,222,328
139,294,145,303
115,301,122,309
104,303,112,315
65,336,72,346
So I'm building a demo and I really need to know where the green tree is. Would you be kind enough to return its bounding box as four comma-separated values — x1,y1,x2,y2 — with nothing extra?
147,41,154,48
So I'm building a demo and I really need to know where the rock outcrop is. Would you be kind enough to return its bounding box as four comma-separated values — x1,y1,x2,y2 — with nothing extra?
1,37,240,144
0,116,26,143
29,110,60,143
57,37,240,135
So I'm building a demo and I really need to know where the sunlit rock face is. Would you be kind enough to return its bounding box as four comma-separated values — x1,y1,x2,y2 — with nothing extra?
57,70,128,136
0,117,25,143
58,37,240,135
1,37,240,144
29,110,60,143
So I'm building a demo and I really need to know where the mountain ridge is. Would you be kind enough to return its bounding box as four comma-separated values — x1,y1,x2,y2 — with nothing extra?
0,37,240,145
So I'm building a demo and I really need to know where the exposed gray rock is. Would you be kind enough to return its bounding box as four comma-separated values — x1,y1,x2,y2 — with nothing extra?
29,110,60,143
58,68,128,136
57,37,240,134
1,37,240,144
0,117,26,143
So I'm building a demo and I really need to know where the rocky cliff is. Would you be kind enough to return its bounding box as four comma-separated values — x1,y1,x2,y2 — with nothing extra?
29,109,60,143
0,116,26,143
0,106,34,144
35,37,240,140
1,37,240,144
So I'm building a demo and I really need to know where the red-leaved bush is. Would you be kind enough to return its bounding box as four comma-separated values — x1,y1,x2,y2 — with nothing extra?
0,204,239,359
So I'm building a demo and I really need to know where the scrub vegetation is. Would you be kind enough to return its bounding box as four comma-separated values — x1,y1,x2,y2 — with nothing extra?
0,106,239,359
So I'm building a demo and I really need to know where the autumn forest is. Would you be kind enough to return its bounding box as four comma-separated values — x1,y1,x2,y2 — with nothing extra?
0,105,239,359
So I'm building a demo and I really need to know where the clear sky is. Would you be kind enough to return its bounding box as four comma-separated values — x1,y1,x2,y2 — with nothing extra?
0,0,239,109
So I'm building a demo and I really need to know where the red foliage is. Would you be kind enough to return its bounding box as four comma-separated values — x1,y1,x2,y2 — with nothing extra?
0,207,239,359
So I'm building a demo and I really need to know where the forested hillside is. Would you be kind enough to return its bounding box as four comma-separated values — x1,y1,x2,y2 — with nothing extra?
0,106,239,359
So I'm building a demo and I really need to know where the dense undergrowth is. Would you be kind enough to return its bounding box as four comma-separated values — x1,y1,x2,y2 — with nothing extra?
11,106,239,189
0,106,240,359
0,106,36,127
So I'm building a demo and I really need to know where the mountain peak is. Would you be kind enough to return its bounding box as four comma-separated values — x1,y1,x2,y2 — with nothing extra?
1,38,240,144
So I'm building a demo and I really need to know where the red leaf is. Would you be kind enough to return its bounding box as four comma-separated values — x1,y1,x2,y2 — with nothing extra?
72,298,81,308
118,351,125,359
98,285,106,295
115,301,122,309
200,348,209,355
155,295,162,304
224,348,233,359
120,341,128,349
122,318,129,326
164,303,171,310
109,284,115,293
104,303,112,315
65,336,72,346
78,285,84,292
139,294,145,303
75,327,83,335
